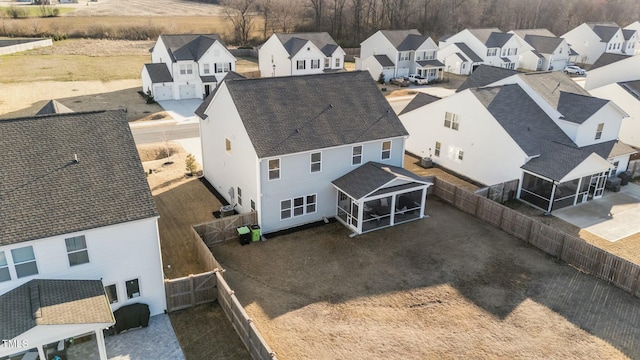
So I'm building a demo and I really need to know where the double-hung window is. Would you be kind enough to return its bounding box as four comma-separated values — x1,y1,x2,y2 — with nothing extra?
595,123,604,140
434,142,441,157
281,195,317,220
381,141,391,160
66,235,89,266
237,187,243,206
352,145,362,165
297,60,306,70
268,159,280,180
105,284,118,304
179,64,193,75
311,59,320,69
335,57,340,67
458,150,464,160
325,58,331,68
12,246,38,278
310,152,321,173
487,48,498,56
444,112,460,130
0,252,10,282
203,63,210,74
215,63,231,73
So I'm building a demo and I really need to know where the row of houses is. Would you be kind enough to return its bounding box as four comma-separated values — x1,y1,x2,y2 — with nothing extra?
142,21,640,102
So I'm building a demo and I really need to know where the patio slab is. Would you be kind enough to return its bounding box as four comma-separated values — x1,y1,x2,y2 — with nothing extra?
554,183,640,242
66,314,185,360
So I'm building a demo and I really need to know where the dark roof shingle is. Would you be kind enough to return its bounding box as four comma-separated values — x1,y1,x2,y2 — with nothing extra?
457,65,520,92
0,110,158,246
523,35,563,54
276,32,340,57
332,162,428,200
160,34,224,62
399,93,441,115
144,63,173,83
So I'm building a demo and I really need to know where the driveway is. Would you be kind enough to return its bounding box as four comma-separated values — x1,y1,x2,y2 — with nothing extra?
156,99,203,123
554,183,640,242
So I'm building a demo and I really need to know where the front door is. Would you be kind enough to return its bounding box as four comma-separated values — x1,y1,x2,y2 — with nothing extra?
205,85,211,97
589,172,606,199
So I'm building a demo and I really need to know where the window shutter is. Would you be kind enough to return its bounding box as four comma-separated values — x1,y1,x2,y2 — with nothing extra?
229,62,232,71
214,63,218,73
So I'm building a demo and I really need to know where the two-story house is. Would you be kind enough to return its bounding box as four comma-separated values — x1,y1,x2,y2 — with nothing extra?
258,32,345,77
356,29,444,82
509,29,575,71
439,28,528,71
436,41,483,75
625,21,640,54
195,71,431,235
562,22,633,65
0,110,167,359
400,71,635,213
141,34,236,100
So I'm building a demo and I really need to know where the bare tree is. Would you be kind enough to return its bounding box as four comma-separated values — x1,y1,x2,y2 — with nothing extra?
308,0,324,29
257,0,273,40
221,0,258,45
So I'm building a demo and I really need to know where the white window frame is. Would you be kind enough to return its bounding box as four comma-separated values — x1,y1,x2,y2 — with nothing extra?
310,152,321,173
487,48,498,56
399,52,410,61
352,145,363,165
296,60,306,70
225,138,232,154
203,63,210,74
282,194,317,220
311,59,320,69
125,278,141,299
595,123,604,140
268,158,280,180
335,57,340,67
424,50,436,60
444,111,460,130
458,150,464,161
65,235,89,267
237,187,243,206
280,199,292,219
105,284,118,304
434,142,441,157
381,140,391,160
508,48,517,55
12,246,38,279
325,57,331,68
215,62,231,73
251,199,256,211
0,251,10,282
179,63,193,75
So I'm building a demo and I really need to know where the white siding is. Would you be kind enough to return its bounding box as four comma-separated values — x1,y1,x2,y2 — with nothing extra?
573,104,624,147
290,42,326,76
360,31,398,65
0,218,166,316
258,138,405,233
584,55,640,91
401,91,528,185
562,24,607,65
590,83,640,148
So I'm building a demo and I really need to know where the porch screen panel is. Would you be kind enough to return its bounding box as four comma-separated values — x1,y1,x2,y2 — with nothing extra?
395,190,422,222
520,173,552,211
552,178,579,211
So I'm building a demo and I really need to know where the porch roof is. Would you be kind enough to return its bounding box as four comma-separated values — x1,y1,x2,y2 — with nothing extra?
0,279,114,340
521,141,612,182
416,60,445,68
374,54,395,67
332,162,431,200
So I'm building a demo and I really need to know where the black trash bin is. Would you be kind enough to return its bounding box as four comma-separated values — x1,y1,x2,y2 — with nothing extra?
618,171,631,186
237,226,251,245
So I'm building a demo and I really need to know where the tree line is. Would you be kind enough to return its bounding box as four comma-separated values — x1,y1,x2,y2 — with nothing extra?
221,0,640,47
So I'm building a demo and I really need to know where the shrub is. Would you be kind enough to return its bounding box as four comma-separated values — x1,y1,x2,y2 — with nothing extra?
377,72,385,84
185,154,197,176
7,6,28,19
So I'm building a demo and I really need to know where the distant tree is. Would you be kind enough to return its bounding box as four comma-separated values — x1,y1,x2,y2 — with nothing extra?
221,0,257,45
377,72,385,84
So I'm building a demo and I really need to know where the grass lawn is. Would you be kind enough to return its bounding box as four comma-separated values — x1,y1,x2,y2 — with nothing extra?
0,6,74,17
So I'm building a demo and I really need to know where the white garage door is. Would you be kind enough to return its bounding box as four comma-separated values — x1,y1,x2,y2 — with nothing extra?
153,85,172,101
396,68,410,77
549,59,567,71
179,85,196,99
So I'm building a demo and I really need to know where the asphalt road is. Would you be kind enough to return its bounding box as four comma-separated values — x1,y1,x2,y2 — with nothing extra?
131,122,200,144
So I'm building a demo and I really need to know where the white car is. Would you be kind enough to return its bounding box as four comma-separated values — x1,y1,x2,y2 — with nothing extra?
408,74,428,85
563,65,586,76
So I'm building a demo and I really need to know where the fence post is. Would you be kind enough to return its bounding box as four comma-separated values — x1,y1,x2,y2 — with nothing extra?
189,274,195,308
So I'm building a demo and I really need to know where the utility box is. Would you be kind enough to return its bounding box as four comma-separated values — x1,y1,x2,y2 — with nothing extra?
420,157,433,168
220,205,234,217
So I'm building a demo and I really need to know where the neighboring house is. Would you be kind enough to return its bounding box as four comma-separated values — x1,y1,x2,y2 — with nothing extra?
625,21,640,54
258,32,345,77
562,22,634,65
509,29,574,71
456,64,520,93
439,28,528,72
584,52,640,90
357,29,445,82
589,52,632,71
35,99,74,116
591,80,640,148
400,71,635,213
141,34,236,100
436,42,483,75
196,71,431,235
0,110,167,359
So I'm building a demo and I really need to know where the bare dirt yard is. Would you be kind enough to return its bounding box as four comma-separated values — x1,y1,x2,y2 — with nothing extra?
209,203,640,359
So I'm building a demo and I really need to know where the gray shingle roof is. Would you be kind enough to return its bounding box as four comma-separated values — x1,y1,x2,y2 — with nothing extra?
455,52,468,61
486,32,513,48
585,140,637,159
590,53,631,70
374,54,394,67
622,29,637,40
195,72,246,118
516,71,590,107
454,42,483,62
397,34,430,51
379,29,422,49
36,100,74,116
523,35,563,54
275,32,340,57
456,64,520,92
521,141,595,181
332,162,429,200
471,84,575,156
468,28,502,44
416,60,444,68
557,92,609,124
144,63,173,83
160,34,224,62
619,80,640,99
0,111,158,246
591,25,619,42
399,93,441,115
211,71,408,158
0,279,114,340
511,29,557,38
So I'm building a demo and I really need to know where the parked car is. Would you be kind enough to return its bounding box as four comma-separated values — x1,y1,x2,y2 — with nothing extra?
408,74,428,85
564,65,586,76
390,77,410,87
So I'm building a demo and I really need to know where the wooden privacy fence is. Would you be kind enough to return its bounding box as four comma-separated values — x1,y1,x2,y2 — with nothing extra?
165,271,217,312
433,177,640,298
194,212,258,247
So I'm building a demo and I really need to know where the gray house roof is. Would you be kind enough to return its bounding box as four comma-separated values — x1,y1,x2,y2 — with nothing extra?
521,141,594,181
399,93,441,115
486,32,513,48
144,63,173,83
468,28,502,44
622,29,637,40
454,42,483,62
590,53,631,70
332,162,428,200
374,54,395,67
557,92,609,124
202,71,408,158
523,35,563,54
591,25,619,42
0,110,158,246
36,100,74,116
471,84,575,157
379,29,422,49
0,279,114,340
619,80,640,99
511,29,557,38
160,34,224,62
275,32,340,57
456,64,520,92
416,60,445,68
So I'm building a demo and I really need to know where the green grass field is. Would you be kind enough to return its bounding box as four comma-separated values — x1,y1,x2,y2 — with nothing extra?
0,6,74,18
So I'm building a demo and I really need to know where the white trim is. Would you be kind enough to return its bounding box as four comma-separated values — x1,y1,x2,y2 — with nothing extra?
125,277,142,301
381,140,392,160
267,158,281,181
257,136,404,161
352,145,363,166
104,283,119,304
310,151,322,173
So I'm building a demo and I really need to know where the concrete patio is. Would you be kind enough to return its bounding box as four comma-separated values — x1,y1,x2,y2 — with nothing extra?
554,183,640,242
66,314,184,360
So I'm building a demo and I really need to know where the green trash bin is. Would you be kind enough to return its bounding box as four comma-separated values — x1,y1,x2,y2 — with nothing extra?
250,225,261,242
237,226,251,245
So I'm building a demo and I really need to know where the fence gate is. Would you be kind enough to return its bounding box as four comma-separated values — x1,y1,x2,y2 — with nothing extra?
165,271,218,312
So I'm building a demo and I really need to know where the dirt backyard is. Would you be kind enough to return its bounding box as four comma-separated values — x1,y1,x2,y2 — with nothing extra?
210,199,640,359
